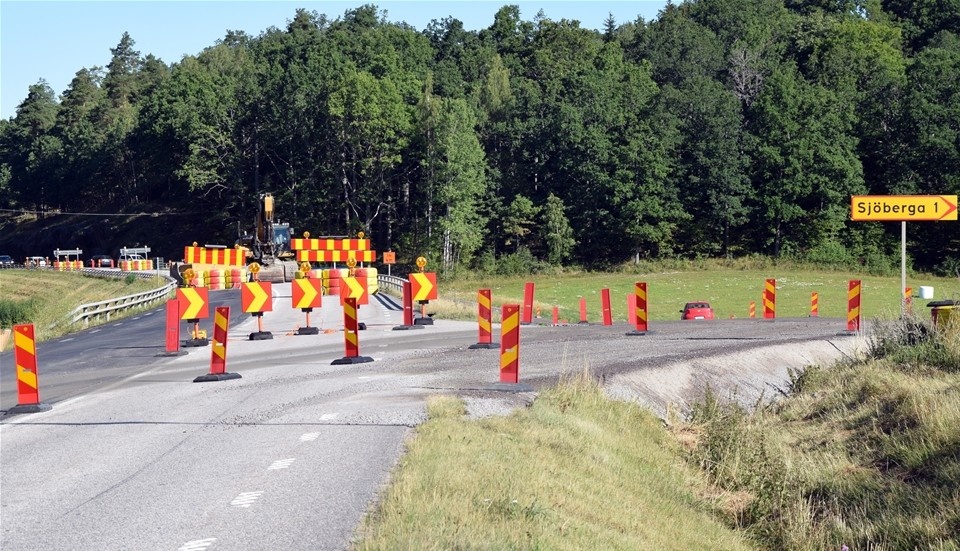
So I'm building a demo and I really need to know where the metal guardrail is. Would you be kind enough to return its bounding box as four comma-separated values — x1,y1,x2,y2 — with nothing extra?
67,272,177,327
377,274,406,296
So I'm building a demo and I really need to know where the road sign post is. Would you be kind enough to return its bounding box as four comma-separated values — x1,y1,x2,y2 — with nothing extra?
851,195,958,317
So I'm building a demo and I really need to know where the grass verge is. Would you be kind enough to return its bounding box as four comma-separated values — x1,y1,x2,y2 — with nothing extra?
0,269,165,349
679,314,960,549
354,372,752,551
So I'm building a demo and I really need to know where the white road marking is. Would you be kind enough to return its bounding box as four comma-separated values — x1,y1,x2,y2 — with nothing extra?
358,376,371,380
178,538,217,551
133,316,141,320
300,432,320,442
230,491,263,508
268,458,296,470
90,329,101,333
319,413,339,421
143,311,153,316
61,338,74,342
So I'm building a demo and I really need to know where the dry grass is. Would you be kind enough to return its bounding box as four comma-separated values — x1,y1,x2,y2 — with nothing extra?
354,372,752,551
0,270,164,349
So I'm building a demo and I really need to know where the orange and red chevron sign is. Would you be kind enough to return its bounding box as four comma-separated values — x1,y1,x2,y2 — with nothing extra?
292,278,322,310
410,272,438,302
241,281,273,313
177,287,209,320
339,275,369,306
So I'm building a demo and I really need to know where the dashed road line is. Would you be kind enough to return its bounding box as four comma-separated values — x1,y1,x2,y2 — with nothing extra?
319,413,339,421
178,537,217,551
300,432,320,442
268,458,296,470
230,491,263,508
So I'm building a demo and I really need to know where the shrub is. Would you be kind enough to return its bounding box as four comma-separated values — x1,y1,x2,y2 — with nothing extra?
0,298,37,327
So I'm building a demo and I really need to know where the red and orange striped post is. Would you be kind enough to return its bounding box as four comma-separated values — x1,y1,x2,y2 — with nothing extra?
194,306,241,382
601,288,613,326
627,282,648,336
904,287,913,315
763,279,776,319
333,298,373,364
521,282,535,325
847,280,862,332
9,324,51,413
579,297,589,324
810,292,819,317
500,304,520,383
469,289,498,349
749,301,756,318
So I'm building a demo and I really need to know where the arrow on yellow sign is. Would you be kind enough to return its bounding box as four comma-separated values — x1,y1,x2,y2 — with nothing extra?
410,272,438,302
851,195,958,222
342,276,365,299
177,288,209,320
292,278,321,309
242,281,272,313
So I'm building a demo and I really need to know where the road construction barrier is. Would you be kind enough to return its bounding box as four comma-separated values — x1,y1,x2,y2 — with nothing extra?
847,280,862,332
500,304,520,383
53,260,83,271
469,289,498,348
627,282,648,335
183,246,245,266
601,288,613,326
332,297,373,364
763,279,776,319
521,283,535,325
749,301,756,318
811,292,819,317
194,306,241,382
579,297,588,324
119,259,154,271
9,324,51,414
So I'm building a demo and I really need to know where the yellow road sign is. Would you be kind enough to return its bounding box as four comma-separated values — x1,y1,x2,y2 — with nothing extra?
242,281,272,313
851,195,958,221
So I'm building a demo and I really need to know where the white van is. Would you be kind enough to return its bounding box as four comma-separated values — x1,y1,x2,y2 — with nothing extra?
27,256,47,267
119,253,144,261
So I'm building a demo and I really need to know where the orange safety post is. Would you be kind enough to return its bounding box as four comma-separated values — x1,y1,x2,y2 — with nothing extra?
763,279,776,319
521,282,535,325
469,289,498,349
579,297,589,324
601,288,613,326
499,304,520,383
333,297,373,364
162,299,186,356
847,280,862,332
811,292,819,317
627,282,648,336
194,306,241,382
749,301,756,318
552,306,559,327
392,280,423,331
9,324,51,414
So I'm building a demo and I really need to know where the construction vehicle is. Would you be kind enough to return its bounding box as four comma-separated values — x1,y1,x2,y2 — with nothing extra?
235,193,300,282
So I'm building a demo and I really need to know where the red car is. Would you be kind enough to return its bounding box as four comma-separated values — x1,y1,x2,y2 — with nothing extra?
681,302,714,320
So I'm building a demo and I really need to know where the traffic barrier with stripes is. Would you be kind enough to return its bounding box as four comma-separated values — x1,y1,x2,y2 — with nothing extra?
500,304,520,383
183,246,245,267
847,280,862,332
194,306,241,382
290,238,370,251
469,289,498,349
119,259,154,271
763,279,776,319
53,260,83,271
627,282,648,335
332,297,373,364
297,250,376,263
9,324,51,414
811,292,819,317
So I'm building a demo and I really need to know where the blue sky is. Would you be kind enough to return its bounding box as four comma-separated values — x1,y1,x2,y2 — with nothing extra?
1,1,668,120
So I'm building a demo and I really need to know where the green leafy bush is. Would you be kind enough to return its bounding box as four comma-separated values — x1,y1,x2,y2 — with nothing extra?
0,298,37,327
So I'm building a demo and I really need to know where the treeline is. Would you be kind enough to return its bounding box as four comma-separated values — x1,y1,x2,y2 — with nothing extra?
1,1,958,273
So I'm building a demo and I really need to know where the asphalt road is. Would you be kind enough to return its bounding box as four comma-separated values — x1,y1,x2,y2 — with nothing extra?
0,284,861,550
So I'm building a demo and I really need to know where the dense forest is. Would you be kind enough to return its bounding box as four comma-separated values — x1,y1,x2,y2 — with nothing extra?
1,1,958,274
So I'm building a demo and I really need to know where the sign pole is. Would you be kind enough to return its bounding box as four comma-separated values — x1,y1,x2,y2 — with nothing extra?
901,221,906,319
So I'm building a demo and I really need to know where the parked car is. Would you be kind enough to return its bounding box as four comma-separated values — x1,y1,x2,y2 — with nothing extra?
119,253,144,262
27,256,47,267
0,254,14,267
89,255,115,268
680,301,714,320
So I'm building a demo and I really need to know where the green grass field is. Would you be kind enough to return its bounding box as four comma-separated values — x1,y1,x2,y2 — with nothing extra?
435,266,960,323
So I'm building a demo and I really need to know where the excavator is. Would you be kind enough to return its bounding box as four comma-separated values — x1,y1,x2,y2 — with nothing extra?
235,193,300,282
170,192,300,285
